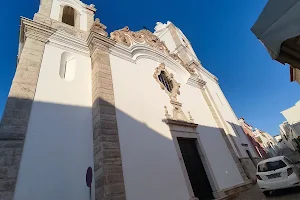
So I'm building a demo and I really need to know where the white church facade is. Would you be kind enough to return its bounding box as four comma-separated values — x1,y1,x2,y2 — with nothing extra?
0,0,260,200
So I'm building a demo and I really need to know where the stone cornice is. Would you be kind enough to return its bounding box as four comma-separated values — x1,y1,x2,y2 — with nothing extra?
21,17,56,43
88,30,191,83
21,17,89,56
163,119,198,129
187,74,207,89
48,31,90,56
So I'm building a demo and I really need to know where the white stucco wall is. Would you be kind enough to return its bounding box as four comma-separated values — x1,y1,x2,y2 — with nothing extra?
156,30,177,52
178,81,244,189
201,74,257,159
282,101,300,125
155,25,256,159
14,44,94,200
50,0,88,31
109,54,244,200
175,27,198,59
155,22,256,160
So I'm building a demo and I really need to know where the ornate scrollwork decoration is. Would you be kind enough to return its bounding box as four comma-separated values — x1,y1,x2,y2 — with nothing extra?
91,18,108,37
154,64,196,123
110,27,198,74
111,27,198,74
111,27,170,54
153,63,180,101
110,26,132,46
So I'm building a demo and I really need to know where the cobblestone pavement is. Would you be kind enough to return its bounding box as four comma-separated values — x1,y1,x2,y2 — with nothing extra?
233,185,300,200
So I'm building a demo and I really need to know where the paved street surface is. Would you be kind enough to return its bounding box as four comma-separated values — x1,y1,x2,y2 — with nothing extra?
233,185,300,200
233,148,300,200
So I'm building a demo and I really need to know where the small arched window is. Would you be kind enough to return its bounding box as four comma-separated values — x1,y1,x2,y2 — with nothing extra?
62,6,75,26
158,71,173,92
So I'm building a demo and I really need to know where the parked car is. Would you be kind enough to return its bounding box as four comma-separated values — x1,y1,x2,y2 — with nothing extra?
256,156,300,196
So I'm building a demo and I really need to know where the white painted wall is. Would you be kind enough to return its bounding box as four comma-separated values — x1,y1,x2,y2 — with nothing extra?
201,74,258,159
156,30,177,52
155,23,257,159
280,123,298,151
274,135,282,142
282,101,300,125
50,0,88,31
14,44,94,200
179,81,245,190
110,54,244,200
175,27,198,59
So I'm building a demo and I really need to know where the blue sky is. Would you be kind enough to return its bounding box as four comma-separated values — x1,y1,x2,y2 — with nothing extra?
1,0,299,136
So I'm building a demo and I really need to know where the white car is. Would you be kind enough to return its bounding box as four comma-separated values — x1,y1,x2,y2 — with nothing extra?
256,156,300,196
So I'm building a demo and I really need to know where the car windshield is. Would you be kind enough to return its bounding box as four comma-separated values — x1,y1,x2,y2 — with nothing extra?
258,160,287,172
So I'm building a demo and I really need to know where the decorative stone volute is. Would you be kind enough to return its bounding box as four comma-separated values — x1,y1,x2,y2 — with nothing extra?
110,27,196,74
110,26,170,53
91,18,108,37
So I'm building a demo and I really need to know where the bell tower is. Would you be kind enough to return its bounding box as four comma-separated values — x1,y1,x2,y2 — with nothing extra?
0,0,103,200
35,0,96,31
154,21,201,72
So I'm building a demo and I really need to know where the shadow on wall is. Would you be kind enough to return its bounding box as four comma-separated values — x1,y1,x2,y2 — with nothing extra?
0,96,191,200
0,96,250,200
226,121,262,181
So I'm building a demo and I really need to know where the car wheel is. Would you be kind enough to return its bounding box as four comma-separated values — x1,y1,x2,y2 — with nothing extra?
263,191,270,196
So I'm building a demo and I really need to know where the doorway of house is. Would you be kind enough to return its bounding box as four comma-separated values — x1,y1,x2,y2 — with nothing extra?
178,138,214,200
246,150,256,167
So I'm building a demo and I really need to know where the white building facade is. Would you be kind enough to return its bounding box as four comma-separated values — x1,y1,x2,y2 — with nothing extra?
0,0,257,200
252,129,278,157
281,101,300,137
279,122,298,152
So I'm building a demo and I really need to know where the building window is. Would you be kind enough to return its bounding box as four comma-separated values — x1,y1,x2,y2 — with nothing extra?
62,6,75,26
154,63,180,101
60,52,76,81
158,71,173,92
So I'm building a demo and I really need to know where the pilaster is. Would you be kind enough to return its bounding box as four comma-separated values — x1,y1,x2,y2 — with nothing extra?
0,19,53,200
200,87,249,182
38,0,54,17
168,24,191,65
86,9,95,31
88,22,126,200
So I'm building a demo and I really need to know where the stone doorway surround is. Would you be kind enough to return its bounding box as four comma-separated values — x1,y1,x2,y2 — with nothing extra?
164,120,254,200
164,119,219,200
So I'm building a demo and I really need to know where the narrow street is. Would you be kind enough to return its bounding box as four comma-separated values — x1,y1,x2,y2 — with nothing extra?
277,148,300,162
232,184,300,200
233,148,300,200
